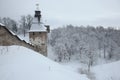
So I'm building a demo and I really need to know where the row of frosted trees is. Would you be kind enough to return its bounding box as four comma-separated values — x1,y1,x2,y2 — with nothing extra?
0,15,33,36
49,25,120,70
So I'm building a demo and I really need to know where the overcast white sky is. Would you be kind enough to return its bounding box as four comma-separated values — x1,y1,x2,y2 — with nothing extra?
0,0,120,29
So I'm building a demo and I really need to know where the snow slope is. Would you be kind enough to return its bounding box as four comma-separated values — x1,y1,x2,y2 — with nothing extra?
92,61,120,80
0,46,89,80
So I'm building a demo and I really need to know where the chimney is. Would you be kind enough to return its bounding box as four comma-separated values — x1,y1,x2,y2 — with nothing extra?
45,25,50,33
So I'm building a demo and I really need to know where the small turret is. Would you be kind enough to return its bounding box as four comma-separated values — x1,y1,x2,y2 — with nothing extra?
34,4,41,22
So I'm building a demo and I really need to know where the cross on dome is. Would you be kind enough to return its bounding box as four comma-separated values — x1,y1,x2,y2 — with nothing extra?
36,3,39,10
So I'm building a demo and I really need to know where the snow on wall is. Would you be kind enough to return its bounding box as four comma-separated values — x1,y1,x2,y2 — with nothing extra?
30,37,43,46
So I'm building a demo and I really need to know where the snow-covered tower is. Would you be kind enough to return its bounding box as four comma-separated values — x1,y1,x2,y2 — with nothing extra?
29,4,50,56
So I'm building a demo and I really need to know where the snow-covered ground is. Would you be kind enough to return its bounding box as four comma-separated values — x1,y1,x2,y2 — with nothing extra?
92,61,120,80
55,58,120,80
0,46,89,80
0,45,119,80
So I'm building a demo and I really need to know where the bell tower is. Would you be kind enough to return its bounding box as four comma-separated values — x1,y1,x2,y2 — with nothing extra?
29,4,50,56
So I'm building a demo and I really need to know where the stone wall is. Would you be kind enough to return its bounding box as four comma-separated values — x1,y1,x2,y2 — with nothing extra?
29,32,47,56
0,25,46,56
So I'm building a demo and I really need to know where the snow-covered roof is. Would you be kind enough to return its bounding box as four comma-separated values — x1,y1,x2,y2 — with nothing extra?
0,23,16,35
9,30,16,35
29,18,47,32
29,23,47,32
0,23,5,26
0,23,30,44
32,18,38,23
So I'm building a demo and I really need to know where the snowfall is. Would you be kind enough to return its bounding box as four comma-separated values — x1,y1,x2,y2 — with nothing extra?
0,46,120,80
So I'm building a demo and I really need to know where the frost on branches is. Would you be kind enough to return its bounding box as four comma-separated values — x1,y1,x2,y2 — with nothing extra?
49,25,120,67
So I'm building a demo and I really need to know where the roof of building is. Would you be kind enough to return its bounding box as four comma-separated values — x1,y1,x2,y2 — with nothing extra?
0,23,16,35
29,18,47,32
0,23,29,43
0,23,5,26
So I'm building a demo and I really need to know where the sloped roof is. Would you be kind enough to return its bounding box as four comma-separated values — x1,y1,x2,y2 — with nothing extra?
0,23,29,43
29,23,47,32
0,23,5,26
0,23,16,35
29,18,47,32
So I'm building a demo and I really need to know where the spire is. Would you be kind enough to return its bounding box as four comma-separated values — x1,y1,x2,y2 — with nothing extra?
36,3,39,10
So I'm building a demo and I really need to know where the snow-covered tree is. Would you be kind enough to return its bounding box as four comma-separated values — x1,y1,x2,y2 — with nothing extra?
0,17,18,33
49,25,120,65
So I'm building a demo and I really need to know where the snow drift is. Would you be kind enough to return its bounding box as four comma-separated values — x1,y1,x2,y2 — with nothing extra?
92,60,120,80
0,46,89,80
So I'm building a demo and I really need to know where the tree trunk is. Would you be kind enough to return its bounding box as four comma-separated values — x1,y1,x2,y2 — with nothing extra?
103,45,106,58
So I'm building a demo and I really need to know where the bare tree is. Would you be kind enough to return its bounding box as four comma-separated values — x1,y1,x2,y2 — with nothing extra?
26,15,33,30
19,15,33,36
19,15,27,37
0,17,18,33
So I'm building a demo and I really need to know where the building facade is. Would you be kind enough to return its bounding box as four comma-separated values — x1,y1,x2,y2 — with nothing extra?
29,9,50,56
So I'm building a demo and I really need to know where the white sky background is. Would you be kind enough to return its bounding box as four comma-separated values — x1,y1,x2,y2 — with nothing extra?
0,0,120,29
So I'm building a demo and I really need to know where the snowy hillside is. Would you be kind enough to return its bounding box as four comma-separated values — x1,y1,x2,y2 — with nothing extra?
92,61,120,80
0,46,89,80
